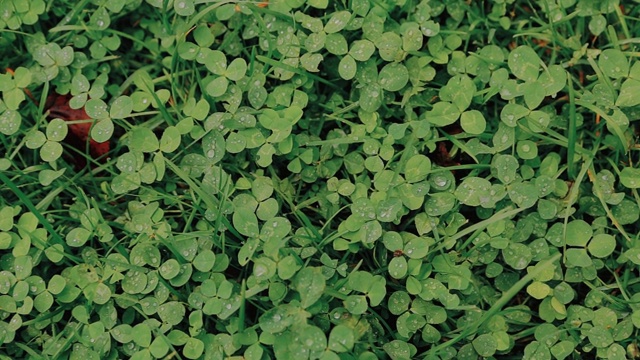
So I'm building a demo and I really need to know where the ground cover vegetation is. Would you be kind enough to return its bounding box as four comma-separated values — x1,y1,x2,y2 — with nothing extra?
1,0,640,358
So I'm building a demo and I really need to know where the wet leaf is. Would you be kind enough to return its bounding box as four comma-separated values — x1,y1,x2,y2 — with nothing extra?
508,45,541,82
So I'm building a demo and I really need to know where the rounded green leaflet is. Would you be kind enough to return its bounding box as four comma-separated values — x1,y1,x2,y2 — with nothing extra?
588,14,607,35
324,11,351,34
404,237,430,259
110,95,133,119
157,301,185,326
376,32,403,61
215,3,236,20
12,67,32,88
472,333,497,357
39,140,62,162
131,323,152,348
131,91,152,111
523,80,545,109
206,76,229,97
25,130,46,149
192,249,216,272
516,140,538,160
149,337,170,358
33,291,53,312
402,24,423,51
537,199,557,219
502,243,532,270
388,256,408,279
587,234,616,258
129,127,158,153
109,324,133,344
159,259,181,279
3,87,25,111
0,110,21,135
174,0,195,16
202,130,225,164
619,167,640,189
565,219,592,246
508,182,538,208
508,45,541,82
383,231,403,252
500,103,529,127
277,255,300,280
299,326,327,353
193,24,215,48
565,248,592,267
325,33,348,55
294,267,325,308
177,42,199,60
493,122,516,151
526,281,551,299
359,84,382,112
349,39,375,61
91,118,114,143
85,282,111,304
305,32,326,52
253,257,276,281
460,110,486,135
252,176,274,201
383,340,413,359
85,98,109,119
378,63,409,92
404,154,431,183
616,78,640,107
160,126,181,153
598,49,628,79
612,199,639,225
46,118,68,141
233,208,259,238
455,177,491,206
45,244,65,263
328,325,354,352
301,53,323,72
587,326,613,348
388,291,411,315
66,227,91,247
539,64,567,96
424,193,455,216
344,295,368,315
339,54,357,80
440,74,475,112
90,6,110,30
181,337,204,359
426,101,460,127
225,58,247,81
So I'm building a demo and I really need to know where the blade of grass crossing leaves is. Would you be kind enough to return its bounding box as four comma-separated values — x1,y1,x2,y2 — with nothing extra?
575,100,627,153
257,55,340,89
163,158,241,247
614,6,631,40
567,75,577,179
424,252,562,358
0,171,81,263
587,164,631,243
185,1,235,31
439,129,479,164
52,0,91,28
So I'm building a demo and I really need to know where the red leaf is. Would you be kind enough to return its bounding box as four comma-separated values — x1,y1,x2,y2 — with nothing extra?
46,94,110,167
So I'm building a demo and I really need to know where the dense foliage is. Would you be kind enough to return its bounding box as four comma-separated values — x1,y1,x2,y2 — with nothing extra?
1,0,640,359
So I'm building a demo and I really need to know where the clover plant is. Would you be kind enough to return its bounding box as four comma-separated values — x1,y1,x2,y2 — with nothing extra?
1,0,640,359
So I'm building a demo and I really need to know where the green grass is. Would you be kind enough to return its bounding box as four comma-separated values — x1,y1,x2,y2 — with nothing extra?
2,0,640,359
